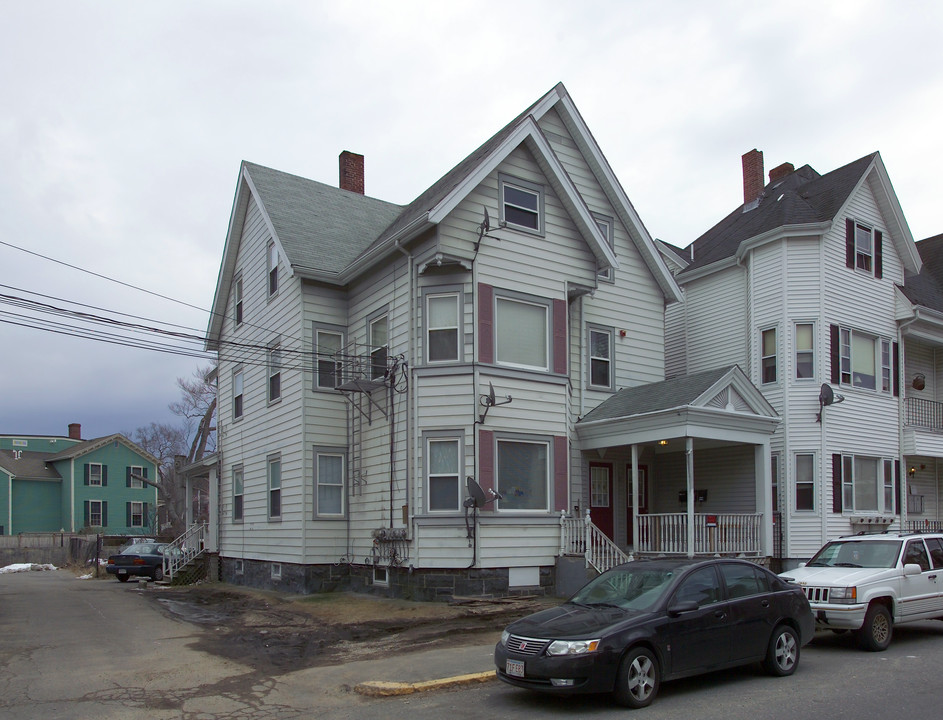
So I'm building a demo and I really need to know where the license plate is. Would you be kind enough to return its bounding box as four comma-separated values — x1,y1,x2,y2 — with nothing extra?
506,659,525,677
117,569,127,575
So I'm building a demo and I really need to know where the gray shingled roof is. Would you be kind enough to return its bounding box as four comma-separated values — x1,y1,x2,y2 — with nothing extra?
579,366,737,423
679,154,877,275
900,233,943,312
243,162,403,275
0,450,62,480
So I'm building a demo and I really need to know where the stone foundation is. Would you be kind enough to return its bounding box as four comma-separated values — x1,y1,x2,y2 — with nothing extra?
218,557,554,601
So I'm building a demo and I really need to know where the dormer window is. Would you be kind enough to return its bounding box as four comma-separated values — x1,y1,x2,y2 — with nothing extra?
499,174,543,235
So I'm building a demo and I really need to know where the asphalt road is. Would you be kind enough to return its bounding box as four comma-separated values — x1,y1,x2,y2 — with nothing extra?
4,569,943,719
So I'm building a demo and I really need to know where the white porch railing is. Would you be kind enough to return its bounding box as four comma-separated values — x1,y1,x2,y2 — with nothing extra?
560,510,632,574
163,522,207,581
636,513,762,556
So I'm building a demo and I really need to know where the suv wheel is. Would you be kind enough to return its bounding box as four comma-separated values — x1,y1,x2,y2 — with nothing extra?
857,604,892,651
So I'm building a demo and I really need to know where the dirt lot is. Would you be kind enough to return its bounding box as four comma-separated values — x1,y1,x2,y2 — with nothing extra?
145,584,558,674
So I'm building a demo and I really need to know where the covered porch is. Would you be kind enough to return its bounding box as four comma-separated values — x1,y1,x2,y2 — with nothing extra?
574,366,780,561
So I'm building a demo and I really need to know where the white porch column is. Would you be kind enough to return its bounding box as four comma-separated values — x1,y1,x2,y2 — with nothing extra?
207,464,218,552
631,444,639,550
755,442,773,557
686,437,695,558
185,473,193,527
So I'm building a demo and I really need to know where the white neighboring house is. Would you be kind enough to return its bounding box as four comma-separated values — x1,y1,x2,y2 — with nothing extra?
205,84,782,598
660,149,943,568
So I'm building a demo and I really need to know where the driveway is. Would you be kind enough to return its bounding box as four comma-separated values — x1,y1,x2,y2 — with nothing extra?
0,569,527,719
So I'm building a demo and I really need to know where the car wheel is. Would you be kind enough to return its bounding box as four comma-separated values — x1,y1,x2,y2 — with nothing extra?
763,624,799,676
613,647,660,709
117,575,130,583
857,604,892,651
153,566,164,582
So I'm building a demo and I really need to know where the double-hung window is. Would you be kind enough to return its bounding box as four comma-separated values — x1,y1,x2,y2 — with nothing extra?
426,293,459,363
268,456,281,519
761,328,777,384
845,219,883,278
795,323,814,379
267,342,281,403
232,465,244,521
88,500,104,527
315,451,344,517
795,453,814,511
842,455,895,514
267,241,279,297
233,369,244,420
588,326,613,390
593,214,614,281
128,466,144,489
129,501,144,528
316,329,344,389
369,314,388,380
427,437,460,512
88,463,103,487
840,328,877,390
496,437,550,511
499,174,543,234
495,296,548,371
234,274,243,326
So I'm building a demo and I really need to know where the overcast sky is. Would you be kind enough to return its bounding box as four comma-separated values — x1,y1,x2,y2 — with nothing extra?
2,1,941,441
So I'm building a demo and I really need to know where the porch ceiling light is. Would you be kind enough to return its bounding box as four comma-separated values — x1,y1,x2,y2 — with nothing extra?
658,440,668,446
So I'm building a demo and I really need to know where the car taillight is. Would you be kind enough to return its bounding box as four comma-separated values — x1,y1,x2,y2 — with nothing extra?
133,558,146,565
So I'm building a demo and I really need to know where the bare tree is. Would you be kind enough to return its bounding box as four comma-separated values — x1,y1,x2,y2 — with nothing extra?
129,364,217,537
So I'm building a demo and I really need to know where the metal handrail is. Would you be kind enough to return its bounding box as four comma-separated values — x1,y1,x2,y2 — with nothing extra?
162,522,207,581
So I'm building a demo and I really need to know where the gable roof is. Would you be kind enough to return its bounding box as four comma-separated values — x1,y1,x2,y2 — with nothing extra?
45,434,158,465
0,450,62,481
678,152,919,279
900,233,943,313
207,83,683,345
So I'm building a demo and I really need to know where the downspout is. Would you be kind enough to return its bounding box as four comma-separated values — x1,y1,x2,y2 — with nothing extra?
898,311,921,530
394,239,414,535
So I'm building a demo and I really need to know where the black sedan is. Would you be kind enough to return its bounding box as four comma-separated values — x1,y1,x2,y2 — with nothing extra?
105,542,170,582
495,557,813,708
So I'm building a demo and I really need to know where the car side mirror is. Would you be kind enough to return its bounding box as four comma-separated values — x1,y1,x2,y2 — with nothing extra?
903,563,924,576
667,600,699,617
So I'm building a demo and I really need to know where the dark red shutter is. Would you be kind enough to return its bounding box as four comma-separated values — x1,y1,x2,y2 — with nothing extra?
832,454,843,513
553,436,568,512
830,324,840,384
895,461,902,515
874,230,883,279
893,342,900,396
478,429,495,499
478,283,493,364
552,299,567,375
845,219,855,269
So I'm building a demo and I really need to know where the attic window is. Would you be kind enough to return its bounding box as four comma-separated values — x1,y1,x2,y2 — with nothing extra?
499,174,544,235
855,223,873,272
844,219,883,278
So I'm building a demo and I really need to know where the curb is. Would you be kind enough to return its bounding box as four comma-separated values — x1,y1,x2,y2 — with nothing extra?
354,671,496,697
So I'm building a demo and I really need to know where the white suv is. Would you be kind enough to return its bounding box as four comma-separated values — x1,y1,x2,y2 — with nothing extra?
781,532,943,651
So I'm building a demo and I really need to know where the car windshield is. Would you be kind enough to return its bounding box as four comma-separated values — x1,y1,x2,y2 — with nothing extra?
570,566,676,611
806,540,901,568
125,543,161,555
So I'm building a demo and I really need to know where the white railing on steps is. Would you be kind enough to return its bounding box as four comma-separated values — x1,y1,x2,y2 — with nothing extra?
162,522,207,581
560,510,632,575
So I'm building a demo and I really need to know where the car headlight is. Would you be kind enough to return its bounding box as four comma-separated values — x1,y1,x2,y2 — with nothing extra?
829,586,858,604
500,629,510,647
546,639,600,656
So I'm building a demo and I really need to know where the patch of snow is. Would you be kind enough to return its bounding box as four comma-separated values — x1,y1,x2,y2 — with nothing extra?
0,563,58,574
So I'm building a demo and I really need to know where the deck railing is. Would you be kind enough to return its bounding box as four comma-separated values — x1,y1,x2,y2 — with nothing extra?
636,513,762,556
905,396,943,431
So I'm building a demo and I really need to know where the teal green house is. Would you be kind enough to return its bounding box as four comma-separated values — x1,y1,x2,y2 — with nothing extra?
0,424,159,536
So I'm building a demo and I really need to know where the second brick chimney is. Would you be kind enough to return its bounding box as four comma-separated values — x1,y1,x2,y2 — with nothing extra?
742,149,764,206
339,151,364,194
768,162,795,184
68,423,81,440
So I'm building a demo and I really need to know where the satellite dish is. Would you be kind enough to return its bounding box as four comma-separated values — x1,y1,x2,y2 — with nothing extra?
485,382,496,407
466,476,487,509
819,383,834,406
474,206,492,252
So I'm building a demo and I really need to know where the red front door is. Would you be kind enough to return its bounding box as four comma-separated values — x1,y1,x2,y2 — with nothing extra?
626,465,648,546
589,462,614,539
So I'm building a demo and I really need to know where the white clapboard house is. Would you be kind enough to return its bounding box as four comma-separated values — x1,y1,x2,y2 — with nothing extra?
205,84,799,598
661,149,943,568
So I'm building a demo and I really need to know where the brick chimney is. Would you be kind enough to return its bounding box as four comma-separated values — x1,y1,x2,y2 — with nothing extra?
742,149,764,205
339,151,364,194
68,423,81,440
768,162,795,184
